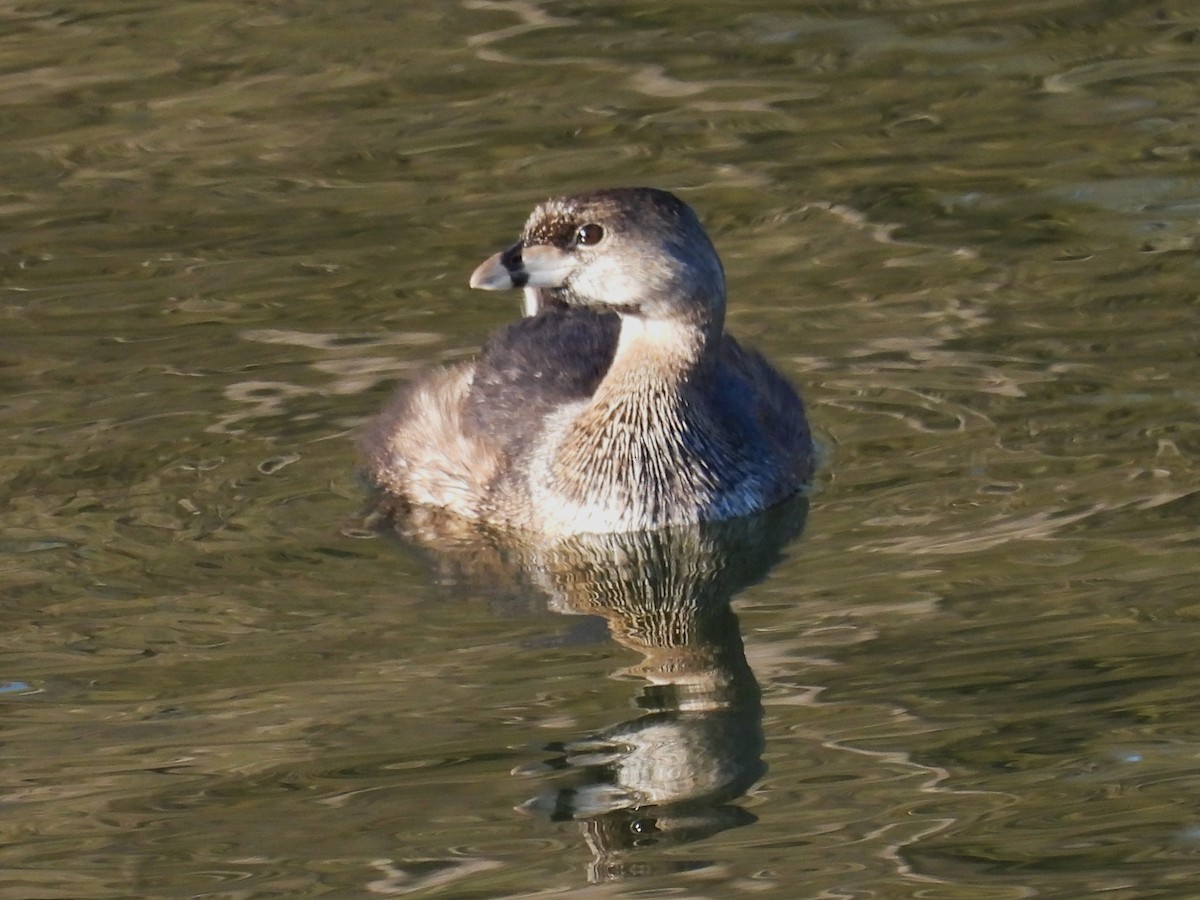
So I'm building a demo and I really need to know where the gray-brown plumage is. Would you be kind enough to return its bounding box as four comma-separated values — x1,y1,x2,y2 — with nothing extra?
361,188,813,535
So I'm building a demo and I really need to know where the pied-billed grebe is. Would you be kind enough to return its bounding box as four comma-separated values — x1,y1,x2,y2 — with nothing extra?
362,187,813,535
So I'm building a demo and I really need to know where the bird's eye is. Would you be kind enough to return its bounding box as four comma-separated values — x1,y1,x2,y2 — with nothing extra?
575,223,604,246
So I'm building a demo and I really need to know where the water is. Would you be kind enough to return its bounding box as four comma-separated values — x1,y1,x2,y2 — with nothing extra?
2,1,1199,897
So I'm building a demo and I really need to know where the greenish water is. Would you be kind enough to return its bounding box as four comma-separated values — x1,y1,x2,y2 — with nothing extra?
3,1,1199,897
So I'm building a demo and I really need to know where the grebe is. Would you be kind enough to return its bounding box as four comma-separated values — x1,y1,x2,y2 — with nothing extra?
362,188,812,535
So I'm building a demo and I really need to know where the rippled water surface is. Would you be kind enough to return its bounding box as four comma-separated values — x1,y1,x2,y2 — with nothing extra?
3,1,1199,897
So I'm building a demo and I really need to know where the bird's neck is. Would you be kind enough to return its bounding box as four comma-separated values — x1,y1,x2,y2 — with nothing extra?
602,311,721,397
555,313,718,474
546,311,733,523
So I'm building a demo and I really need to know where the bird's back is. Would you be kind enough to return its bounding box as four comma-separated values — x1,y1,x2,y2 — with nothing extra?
465,307,620,446
715,336,813,480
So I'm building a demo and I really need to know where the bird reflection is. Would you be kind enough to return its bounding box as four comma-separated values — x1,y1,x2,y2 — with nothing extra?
368,494,807,882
